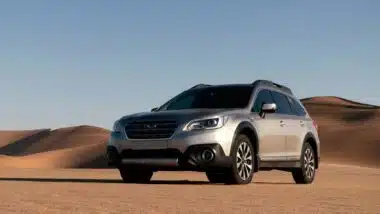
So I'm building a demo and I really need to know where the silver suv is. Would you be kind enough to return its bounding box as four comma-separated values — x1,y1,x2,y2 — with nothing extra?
107,80,320,185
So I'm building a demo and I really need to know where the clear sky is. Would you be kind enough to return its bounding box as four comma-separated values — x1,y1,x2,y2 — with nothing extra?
0,1,379,130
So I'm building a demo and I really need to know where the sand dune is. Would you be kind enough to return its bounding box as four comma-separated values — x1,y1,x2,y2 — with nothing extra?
301,96,379,108
302,97,380,168
0,125,109,168
2,125,108,156
0,129,48,148
0,142,107,168
0,96,379,169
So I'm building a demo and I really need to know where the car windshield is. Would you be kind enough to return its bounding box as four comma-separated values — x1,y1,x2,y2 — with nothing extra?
163,86,253,110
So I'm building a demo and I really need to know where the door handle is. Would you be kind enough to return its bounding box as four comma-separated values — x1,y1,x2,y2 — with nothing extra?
280,120,285,127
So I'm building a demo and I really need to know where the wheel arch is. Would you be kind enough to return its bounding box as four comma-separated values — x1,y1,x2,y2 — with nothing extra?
231,121,260,172
303,132,319,169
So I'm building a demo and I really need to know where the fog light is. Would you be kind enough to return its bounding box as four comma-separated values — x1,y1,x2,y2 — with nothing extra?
201,149,215,162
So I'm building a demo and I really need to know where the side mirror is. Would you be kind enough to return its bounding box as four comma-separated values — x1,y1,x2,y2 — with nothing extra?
261,103,277,114
151,107,158,112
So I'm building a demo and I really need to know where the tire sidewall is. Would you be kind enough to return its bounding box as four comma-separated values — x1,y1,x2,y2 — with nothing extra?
300,142,316,183
229,134,255,184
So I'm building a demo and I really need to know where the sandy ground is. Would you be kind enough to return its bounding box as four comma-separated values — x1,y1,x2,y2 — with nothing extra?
0,164,379,214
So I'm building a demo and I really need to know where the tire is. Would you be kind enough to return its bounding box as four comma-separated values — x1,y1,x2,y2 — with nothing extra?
224,134,255,185
291,141,316,184
118,167,154,183
205,171,227,183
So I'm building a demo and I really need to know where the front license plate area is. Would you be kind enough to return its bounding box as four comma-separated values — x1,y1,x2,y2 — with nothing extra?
127,140,168,150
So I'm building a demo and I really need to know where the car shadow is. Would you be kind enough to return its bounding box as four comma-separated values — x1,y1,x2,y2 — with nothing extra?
0,177,213,185
0,177,123,183
253,181,294,185
0,177,294,185
148,180,211,185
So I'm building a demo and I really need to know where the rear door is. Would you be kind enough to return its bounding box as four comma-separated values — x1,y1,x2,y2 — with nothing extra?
251,89,287,161
284,96,310,160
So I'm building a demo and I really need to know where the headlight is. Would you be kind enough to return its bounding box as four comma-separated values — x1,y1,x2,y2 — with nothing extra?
110,121,124,140
183,116,228,131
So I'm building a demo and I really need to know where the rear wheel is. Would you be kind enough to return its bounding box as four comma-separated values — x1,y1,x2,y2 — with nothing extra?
119,167,154,183
224,134,255,185
291,142,316,184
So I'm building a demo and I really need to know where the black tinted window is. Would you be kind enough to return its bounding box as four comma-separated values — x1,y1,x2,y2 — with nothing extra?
287,96,307,116
166,86,253,110
270,91,293,115
166,94,196,110
252,89,275,113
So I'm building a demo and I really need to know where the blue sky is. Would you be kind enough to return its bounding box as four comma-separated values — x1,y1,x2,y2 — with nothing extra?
0,0,379,130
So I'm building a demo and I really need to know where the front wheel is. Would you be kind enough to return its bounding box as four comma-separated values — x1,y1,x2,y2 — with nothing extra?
291,142,316,184
224,134,255,185
119,167,154,183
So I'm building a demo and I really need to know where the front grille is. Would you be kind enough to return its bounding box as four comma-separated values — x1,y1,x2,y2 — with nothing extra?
124,120,178,139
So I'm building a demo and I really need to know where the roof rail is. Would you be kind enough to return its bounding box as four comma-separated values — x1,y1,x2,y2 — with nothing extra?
190,84,212,89
252,80,293,95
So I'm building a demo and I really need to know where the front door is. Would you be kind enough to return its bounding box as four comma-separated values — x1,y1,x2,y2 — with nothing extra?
251,89,287,161
253,113,287,160
266,90,299,160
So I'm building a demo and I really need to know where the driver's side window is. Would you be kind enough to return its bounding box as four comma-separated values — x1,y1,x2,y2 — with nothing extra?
252,89,275,113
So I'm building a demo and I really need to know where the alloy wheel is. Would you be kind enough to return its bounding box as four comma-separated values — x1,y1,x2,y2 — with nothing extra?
304,147,315,179
236,141,253,180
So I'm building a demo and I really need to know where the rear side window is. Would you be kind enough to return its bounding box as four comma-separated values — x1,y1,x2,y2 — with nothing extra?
287,96,307,116
252,89,275,113
270,91,293,115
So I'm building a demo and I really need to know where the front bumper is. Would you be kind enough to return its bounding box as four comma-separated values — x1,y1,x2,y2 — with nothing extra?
107,124,235,171
106,143,232,171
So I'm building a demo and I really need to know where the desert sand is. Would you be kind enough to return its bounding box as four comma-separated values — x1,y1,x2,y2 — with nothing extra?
0,164,379,213
0,96,379,213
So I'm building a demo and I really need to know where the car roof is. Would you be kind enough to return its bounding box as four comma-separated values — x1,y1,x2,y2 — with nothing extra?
190,80,293,95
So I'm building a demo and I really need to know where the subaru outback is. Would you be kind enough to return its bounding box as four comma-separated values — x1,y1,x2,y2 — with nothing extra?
107,80,320,185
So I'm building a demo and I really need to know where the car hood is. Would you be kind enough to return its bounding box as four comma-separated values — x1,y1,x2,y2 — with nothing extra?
118,108,241,124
